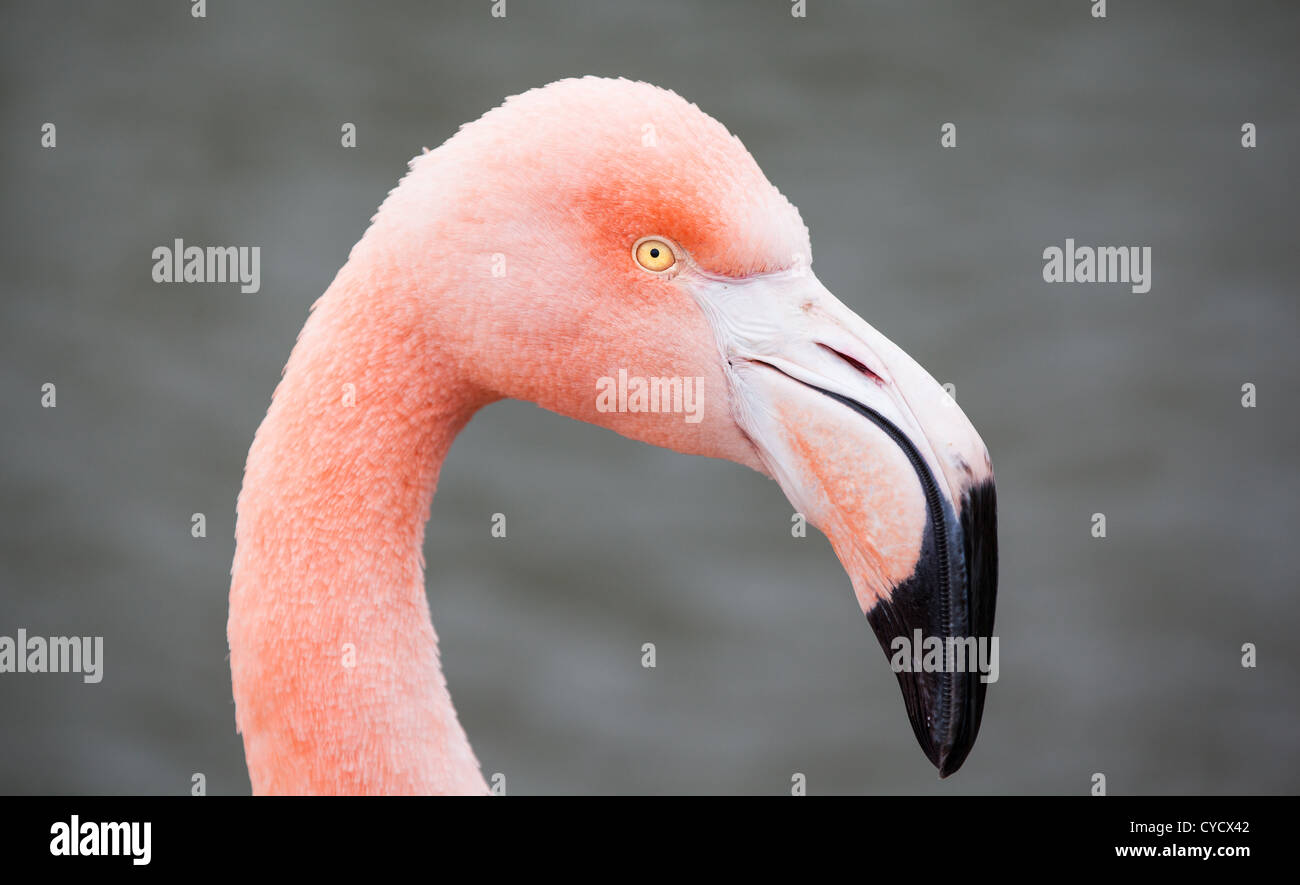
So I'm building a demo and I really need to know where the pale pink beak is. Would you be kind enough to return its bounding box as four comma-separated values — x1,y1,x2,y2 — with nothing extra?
687,268,999,776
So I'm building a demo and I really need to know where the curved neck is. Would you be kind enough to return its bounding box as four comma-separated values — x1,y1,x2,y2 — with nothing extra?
228,255,493,794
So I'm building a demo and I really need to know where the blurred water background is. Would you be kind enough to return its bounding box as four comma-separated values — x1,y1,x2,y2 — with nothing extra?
1,0,1297,794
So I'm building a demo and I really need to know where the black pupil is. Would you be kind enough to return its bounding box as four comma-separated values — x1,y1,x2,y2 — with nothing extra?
649,248,660,258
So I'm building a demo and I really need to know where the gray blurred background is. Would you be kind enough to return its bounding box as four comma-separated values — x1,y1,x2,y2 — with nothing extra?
1,0,1297,795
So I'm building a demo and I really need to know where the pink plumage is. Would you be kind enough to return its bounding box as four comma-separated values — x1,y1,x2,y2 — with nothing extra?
229,77,997,793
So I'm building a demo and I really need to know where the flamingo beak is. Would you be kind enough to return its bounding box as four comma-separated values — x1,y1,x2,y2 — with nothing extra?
687,269,999,777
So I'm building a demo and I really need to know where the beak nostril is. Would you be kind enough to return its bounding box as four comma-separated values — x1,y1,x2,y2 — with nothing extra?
819,343,883,386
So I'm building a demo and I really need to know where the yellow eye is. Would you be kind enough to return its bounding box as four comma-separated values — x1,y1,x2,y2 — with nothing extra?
634,238,676,273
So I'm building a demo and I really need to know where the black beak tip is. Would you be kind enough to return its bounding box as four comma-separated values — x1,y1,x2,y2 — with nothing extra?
913,705,978,778
936,742,972,779
865,477,998,780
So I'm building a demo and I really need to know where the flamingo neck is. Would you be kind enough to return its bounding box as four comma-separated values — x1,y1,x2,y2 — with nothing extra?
228,254,493,795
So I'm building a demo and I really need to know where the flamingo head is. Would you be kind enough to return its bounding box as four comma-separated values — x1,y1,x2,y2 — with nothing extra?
383,77,998,777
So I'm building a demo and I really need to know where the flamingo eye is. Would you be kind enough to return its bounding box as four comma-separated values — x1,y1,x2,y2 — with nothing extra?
633,237,677,273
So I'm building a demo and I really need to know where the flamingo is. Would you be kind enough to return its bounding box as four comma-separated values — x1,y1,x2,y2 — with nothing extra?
228,77,998,795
